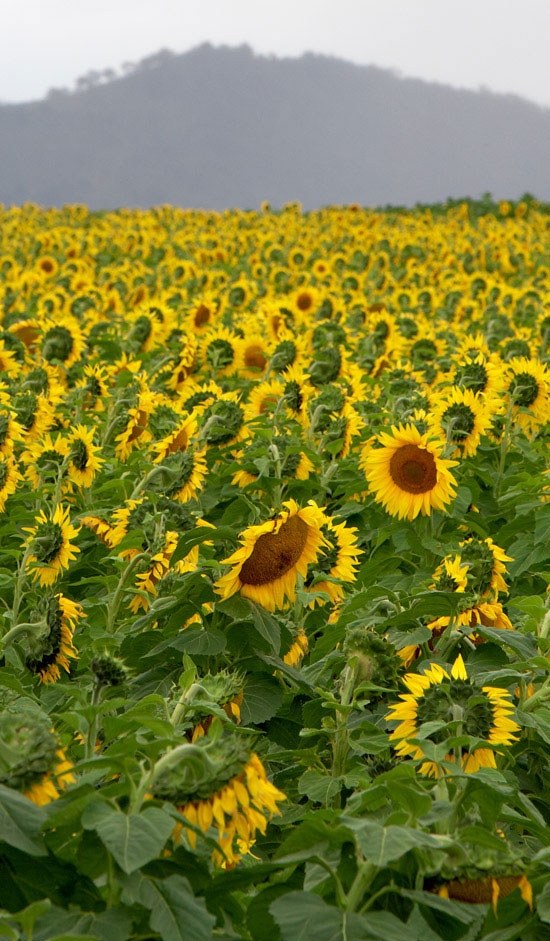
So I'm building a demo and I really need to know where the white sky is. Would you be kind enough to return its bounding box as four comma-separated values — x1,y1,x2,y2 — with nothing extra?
2,0,550,106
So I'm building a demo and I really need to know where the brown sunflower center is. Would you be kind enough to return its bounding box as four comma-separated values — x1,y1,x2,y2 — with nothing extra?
239,515,308,586
297,292,313,311
194,304,210,327
244,345,267,371
389,444,437,494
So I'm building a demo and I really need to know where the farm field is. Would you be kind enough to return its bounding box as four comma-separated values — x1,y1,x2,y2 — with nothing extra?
1,197,550,939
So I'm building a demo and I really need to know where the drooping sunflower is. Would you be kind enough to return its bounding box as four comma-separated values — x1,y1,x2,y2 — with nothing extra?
0,454,19,511
0,713,75,807
363,423,458,520
24,504,81,587
81,514,114,546
79,363,111,412
165,337,198,392
308,517,361,605
429,386,492,457
451,352,505,401
216,499,326,611
152,738,285,868
129,530,179,613
386,655,520,777
0,339,22,379
26,594,83,684
67,425,104,488
199,392,246,448
504,357,550,430
13,390,55,441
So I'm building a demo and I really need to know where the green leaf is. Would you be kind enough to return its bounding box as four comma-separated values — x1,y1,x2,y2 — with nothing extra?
0,784,47,856
240,673,283,724
82,803,174,874
270,892,373,941
298,770,342,804
124,873,215,941
537,881,550,923
178,626,226,656
345,819,445,865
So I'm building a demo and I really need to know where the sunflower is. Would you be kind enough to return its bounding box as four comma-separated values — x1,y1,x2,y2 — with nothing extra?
40,315,84,369
114,384,156,461
243,379,283,423
165,337,198,391
26,594,83,684
386,654,520,777
0,339,22,379
186,292,220,333
216,499,326,611
22,360,66,405
308,517,361,605
24,504,81,587
154,450,208,504
127,302,171,352
0,454,18,511
235,333,270,379
153,739,285,868
151,413,198,461
129,530,179,613
363,423,458,520
439,873,532,917
0,408,24,458
179,379,223,415
290,286,318,320
20,431,70,490
451,351,505,403
108,497,145,551
280,364,315,426
283,631,309,667
79,363,110,411
67,425,104,488
429,386,492,457
504,357,550,430
459,536,512,600
81,514,114,546
0,713,74,807
200,326,241,377
199,392,246,448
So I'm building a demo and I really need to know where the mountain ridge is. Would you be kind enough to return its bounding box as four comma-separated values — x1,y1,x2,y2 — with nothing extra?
1,43,548,209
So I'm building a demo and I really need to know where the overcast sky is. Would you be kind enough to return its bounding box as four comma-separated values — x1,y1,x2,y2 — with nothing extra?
2,0,550,106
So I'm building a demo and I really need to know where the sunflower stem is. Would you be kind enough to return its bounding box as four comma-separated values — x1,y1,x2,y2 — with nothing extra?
330,662,357,806
346,860,377,912
11,543,32,627
171,682,202,726
85,682,105,760
105,551,149,632
51,454,70,511
495,403,515,497
0,619,44,650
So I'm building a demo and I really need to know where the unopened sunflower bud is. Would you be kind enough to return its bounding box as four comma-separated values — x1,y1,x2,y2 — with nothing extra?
90,652,128,687
343,628,400,691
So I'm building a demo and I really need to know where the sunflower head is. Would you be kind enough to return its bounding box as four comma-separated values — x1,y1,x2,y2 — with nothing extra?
364,423,458,521
216,499,326,611
386,655,520,776
0,709,74,805
343,627,401,695
90,651,129,688
26,594,82,684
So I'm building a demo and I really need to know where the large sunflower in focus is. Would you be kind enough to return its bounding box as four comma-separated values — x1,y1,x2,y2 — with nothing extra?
216,499,326,611
363,424,458,520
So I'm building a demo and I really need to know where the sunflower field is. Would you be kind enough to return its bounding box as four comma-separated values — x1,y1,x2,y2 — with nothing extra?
1,196,550,940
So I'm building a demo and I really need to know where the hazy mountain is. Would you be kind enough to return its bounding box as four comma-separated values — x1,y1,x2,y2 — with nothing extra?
1,43,549,209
